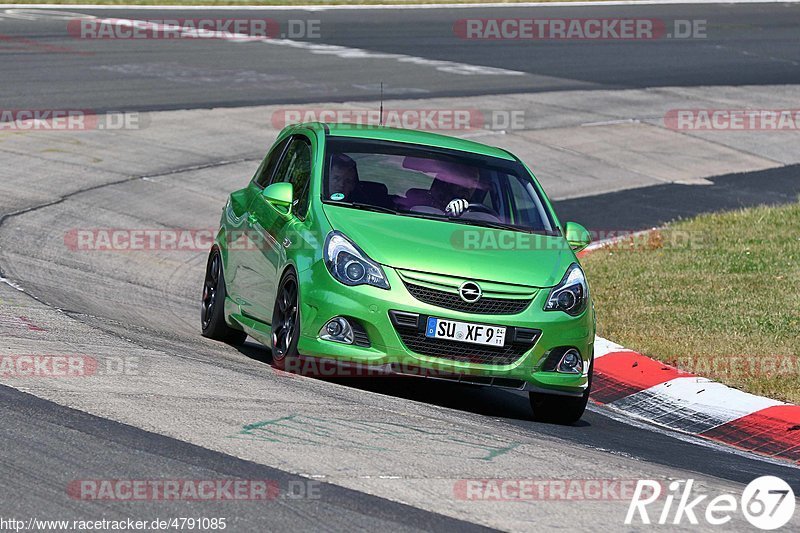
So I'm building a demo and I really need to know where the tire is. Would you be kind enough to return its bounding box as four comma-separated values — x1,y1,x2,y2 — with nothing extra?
271,269,301,372
530,357,593,425
201,247,247,345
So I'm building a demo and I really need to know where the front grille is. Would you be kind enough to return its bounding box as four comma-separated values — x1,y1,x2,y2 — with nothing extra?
389,311,539,366
404,282,531,315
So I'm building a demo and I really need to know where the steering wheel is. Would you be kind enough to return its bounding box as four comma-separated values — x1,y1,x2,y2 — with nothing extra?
465,203,501,219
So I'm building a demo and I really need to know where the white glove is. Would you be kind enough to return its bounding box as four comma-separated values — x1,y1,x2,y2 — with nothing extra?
445,198,469,217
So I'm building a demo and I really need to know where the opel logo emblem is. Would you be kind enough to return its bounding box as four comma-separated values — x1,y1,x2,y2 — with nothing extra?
459,281,482,303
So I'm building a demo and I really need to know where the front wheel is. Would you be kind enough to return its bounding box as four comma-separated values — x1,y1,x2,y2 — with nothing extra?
530,358,593,425
271,269,300,371
201,247,247,345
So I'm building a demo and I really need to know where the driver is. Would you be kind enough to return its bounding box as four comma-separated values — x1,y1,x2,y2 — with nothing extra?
430,166,481,217
329,153,363,202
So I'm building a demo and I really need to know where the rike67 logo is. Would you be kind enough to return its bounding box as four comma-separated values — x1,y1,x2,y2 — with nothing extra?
626,476,795,530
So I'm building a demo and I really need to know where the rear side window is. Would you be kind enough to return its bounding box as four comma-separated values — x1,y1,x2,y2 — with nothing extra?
273,137,313,219
253,138,289,188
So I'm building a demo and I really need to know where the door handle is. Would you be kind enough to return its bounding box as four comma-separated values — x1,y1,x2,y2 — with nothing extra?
282,237,292,249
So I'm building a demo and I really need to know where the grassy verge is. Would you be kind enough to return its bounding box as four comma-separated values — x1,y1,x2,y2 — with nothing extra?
581,202,800,404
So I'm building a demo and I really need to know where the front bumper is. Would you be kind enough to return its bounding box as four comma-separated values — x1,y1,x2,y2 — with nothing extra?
296,261,594,395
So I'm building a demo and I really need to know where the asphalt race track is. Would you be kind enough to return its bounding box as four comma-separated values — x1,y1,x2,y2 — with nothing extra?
0,3,799,111
1,2,799,531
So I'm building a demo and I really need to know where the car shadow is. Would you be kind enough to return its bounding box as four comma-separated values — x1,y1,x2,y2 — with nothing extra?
233,340,273,364
233,339,590,427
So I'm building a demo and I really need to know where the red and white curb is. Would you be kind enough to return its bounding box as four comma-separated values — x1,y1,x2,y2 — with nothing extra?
591,334,800,465
581,229,799,465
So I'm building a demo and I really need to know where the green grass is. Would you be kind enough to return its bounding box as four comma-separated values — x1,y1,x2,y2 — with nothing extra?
581,202,800,404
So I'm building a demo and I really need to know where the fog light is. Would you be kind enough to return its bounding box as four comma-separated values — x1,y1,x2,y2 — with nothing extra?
320,317,354,344
326,320,342,336
557,349,583,374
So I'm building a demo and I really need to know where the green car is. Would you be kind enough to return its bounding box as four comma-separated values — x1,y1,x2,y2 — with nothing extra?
202,122,595,424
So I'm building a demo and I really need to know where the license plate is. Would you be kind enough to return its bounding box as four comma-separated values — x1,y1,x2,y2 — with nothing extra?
425,317,506,347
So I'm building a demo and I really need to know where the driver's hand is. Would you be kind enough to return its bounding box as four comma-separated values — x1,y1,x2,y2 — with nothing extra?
445,198,469,217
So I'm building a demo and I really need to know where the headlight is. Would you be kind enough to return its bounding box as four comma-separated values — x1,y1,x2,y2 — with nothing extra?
324,231,390,289
544,264,587,316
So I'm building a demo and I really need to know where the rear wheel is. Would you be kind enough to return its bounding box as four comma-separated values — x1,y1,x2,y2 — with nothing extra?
271,270,300,371
201,248,247,344
530,358,593,425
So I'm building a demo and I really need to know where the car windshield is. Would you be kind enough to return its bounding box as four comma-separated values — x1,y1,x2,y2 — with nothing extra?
322,138,557,234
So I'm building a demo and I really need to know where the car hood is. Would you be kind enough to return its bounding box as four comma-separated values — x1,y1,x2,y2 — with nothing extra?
322,204,575,288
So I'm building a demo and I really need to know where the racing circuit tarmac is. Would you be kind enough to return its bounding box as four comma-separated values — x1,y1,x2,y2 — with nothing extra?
1,2,800,531
1,2,800,111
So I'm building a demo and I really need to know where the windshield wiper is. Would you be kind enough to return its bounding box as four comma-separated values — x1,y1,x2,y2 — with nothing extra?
399,211,543,234
445,218,538,234
327,201,397,215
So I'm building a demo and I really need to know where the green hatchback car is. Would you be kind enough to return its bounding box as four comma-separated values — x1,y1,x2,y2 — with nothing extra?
202,122,595,423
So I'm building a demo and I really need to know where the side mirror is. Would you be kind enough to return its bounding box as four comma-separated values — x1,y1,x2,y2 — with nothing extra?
565,222,591,252
262,182,293,214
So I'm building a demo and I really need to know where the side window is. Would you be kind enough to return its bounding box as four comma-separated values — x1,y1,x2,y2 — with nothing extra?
274,137,313,219
253,138,289,188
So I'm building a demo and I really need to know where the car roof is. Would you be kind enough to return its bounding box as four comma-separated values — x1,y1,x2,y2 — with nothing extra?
297,122,517,161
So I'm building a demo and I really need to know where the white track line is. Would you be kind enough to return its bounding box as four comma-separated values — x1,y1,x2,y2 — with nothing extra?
65,16,525,76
